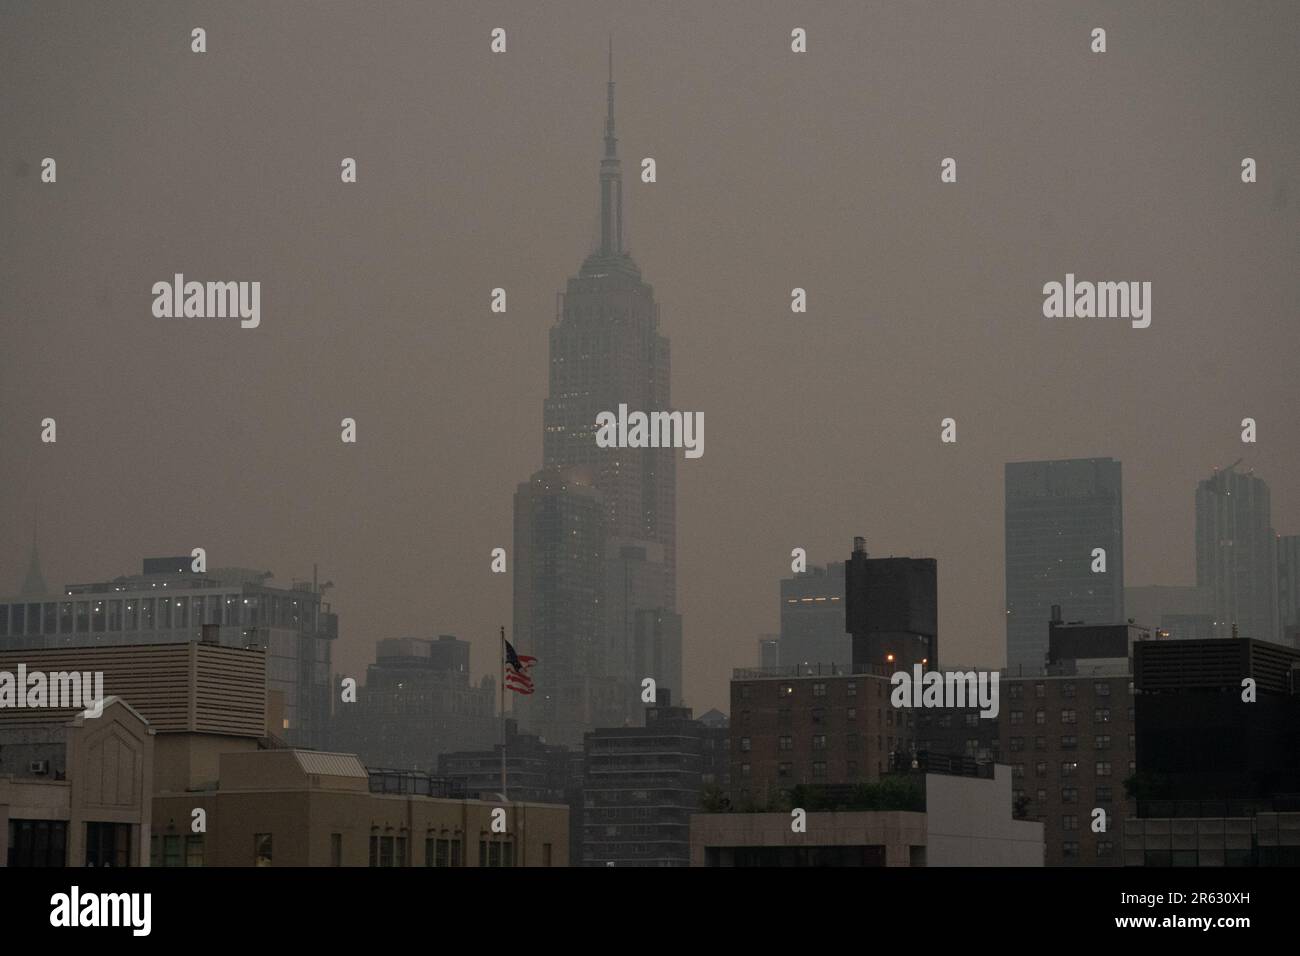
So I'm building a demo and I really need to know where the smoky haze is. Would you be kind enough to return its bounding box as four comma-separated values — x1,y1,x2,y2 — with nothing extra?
2,1,1297,713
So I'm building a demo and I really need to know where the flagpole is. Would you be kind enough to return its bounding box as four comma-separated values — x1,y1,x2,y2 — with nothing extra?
500,625,507,802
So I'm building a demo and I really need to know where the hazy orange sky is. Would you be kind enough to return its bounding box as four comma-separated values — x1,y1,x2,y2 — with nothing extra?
3,1,1297,714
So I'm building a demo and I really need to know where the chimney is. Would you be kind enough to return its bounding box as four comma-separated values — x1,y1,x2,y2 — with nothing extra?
1050,604,1063,626
853,536,867,555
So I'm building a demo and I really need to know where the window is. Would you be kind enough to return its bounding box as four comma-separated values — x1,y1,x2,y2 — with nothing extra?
1035,761,1047,777
777,762,792,779
60,602,74,632
1094,708,1111,723
124,600,138,630
1096,841,1114,857
158,596,171,628
254,833,273,867
76,601,89,633
740,685,751,700
1061,787,1078,804
1095,761,1112,777
0,605,7,636
812,682,826,697
1009,710,1023,724
1096,786,1113,803
163,835,182,867
1009,684,1023,699
1094,682,1111,697
140,598,154,629
846,681,857,697
330,834,342,867
740,762,751,778
6,819,68,867
847,707,856,719
108,600,122,631
811,734,826,750
812,761,827,779
86,822,131,867
1034,683,1045,698
1095,735,1111,750
1009,737,1024,752
10,604,26,636
779,685,794,698
1012,763,1025,779
1061,709,1077,725
1034,709,1046,725
846,733,859,751
964,713,979,728
1035,736,1046,750
778,736,792,751
542,843,552,867
1062,815,1079,831
740,737,751,752
43,603,57,633
1060,761,1078,777
1063,841,1080,859
1060,735,1077,750
371,834,403,867
1128,734,1135,750
186,835,204,867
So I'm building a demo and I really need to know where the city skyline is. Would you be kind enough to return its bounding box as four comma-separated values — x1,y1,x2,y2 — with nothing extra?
4,2,1299,716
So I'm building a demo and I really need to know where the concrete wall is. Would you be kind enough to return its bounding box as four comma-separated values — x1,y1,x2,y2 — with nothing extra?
924,765,1044,866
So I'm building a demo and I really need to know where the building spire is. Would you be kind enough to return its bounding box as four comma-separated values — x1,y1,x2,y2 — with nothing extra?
599,37,623,257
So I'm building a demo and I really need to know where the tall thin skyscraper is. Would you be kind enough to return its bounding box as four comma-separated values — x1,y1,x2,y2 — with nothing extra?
1005,458,1124,674
540,48,676,609
514,54,680,746
1196,464,1278,642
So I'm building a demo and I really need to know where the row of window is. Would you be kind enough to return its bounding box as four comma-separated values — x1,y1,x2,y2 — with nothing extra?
740,681,865,701
8,820,131,867
1014,786,1120,804
0,594,312,637
1012,760,1134,779
1009,734,1135,752
1009,708,1133,725
1008,681,1130,700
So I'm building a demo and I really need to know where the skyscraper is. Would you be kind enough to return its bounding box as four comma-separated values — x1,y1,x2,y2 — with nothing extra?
1005,458,1124,674
779,562,851,670
1196,464,1278,642
513,55,681,746
540,51,676,608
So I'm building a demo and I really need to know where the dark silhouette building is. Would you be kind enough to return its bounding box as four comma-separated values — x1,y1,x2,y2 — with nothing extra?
846,537,937,673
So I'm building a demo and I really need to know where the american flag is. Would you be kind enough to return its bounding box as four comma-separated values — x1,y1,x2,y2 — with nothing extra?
504,638,537,695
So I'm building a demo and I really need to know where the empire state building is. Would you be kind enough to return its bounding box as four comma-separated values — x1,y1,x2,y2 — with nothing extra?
513,54,682,746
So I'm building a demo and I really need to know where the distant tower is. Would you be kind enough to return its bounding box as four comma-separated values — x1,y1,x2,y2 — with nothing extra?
1196,464,1278,642
20,525,47,596
1005,458,1124,674
514,50,681,745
